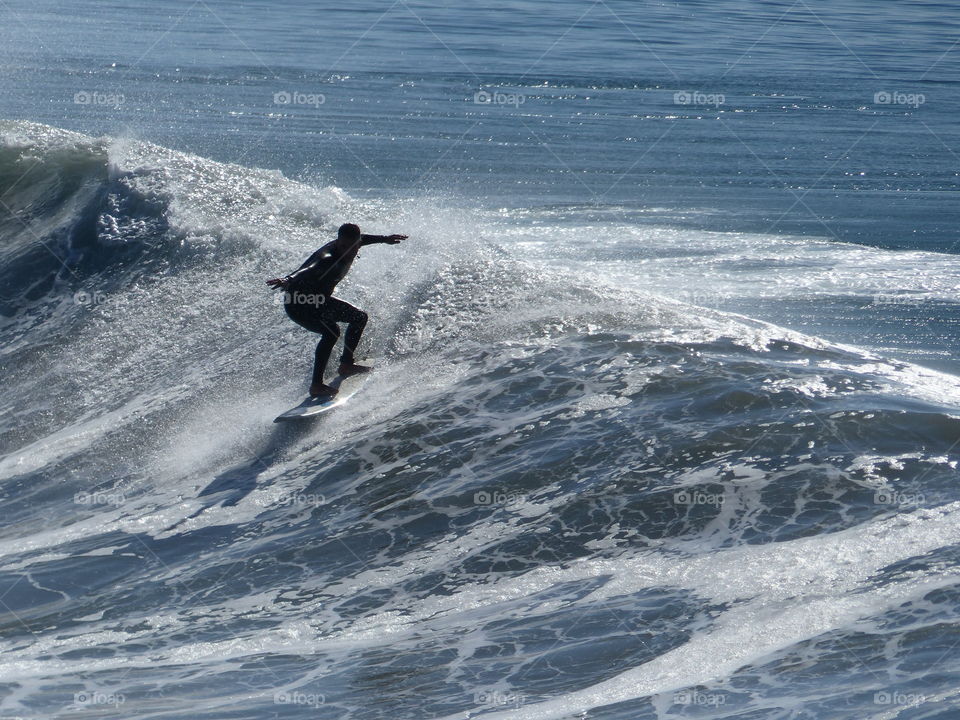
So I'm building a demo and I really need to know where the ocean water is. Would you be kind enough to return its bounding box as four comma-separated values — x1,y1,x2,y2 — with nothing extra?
2,1,960,718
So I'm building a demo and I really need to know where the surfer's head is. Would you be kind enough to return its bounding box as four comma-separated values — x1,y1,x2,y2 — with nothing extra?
337,223,362,248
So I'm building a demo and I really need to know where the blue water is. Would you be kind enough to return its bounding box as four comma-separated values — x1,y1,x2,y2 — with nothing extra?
2,1,960,718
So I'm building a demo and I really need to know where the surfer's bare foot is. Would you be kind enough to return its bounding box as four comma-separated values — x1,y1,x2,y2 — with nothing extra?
338,363,372,377
309,383,338,398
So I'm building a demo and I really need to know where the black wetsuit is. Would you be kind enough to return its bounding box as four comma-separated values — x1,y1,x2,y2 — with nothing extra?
284,235,392,386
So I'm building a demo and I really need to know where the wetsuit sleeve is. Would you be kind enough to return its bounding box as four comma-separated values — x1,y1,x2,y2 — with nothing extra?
360,234,391,246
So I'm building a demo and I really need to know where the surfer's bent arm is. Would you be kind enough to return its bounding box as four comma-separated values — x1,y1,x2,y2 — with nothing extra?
272,243,335,287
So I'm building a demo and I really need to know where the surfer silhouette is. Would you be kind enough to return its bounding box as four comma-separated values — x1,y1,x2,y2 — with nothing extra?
267,223,406,398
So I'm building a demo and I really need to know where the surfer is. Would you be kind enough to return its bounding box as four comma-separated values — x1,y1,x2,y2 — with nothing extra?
267,223,407,398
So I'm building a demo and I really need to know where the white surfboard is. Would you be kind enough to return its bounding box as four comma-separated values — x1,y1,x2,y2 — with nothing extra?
274,372,370,422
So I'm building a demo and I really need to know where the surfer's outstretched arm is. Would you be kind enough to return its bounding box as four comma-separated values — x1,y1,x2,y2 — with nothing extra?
360,233,407,246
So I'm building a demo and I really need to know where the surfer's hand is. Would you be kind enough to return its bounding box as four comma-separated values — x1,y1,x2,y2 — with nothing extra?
266,277,289,289
385,234,407,244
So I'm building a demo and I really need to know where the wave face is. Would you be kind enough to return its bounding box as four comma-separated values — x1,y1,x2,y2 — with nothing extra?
3,121,960,719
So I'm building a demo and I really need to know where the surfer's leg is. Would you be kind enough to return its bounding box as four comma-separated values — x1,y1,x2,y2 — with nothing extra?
322,297,368,367
312,321,340,387
341,312,367,365
285,301,340,395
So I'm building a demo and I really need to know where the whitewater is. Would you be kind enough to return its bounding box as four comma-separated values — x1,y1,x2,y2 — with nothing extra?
4,0,960,716
1,117,959,718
